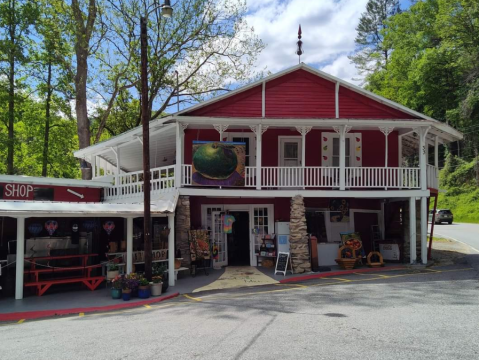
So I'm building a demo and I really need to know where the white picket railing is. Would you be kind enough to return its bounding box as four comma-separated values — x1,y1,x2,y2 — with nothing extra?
107,165,431,197
426,164,439,189
345,167,420,189
104,165,176,200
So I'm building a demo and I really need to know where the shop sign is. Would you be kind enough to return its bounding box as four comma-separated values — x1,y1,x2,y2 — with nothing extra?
0,183,34,200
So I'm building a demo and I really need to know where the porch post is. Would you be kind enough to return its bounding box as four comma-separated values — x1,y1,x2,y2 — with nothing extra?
113,147,120,186
176,123,182,188
91,155,96,179
379,127,394,167
417,127,430,190
126,217,134,274
168,213,175,286
420,196,428,264
15,217,25,300
251,124,268,190
296,126,312,189
434,136,439,168
409,197,417,264
334,125,351,190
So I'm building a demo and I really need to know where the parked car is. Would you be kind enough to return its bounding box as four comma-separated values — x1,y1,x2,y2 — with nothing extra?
429,209,454,224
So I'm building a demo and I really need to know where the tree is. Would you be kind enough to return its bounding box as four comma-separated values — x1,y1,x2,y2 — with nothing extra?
349,0,401,77
0,0,38,174
91,0,265,141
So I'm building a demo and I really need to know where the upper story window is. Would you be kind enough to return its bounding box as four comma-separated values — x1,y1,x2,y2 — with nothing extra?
332,137,351,167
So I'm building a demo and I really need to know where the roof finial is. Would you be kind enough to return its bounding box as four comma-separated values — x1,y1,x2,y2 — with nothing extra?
296,24,303,64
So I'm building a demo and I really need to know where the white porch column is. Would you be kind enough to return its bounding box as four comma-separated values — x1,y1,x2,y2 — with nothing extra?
112,147,120,186
168,214,175,287
15,217,25,300
296,126,312,189
251,124,268,190
409,197,417,264
434,136,439,168
213,124,228,142
417,127,430,190
380,127,394,167
334,125,351,190
126,217,134,274
175,123,188,187
91,155,96,179
420,196,428,264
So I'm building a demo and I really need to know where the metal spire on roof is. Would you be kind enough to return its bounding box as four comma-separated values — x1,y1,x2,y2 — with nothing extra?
296,24,303,64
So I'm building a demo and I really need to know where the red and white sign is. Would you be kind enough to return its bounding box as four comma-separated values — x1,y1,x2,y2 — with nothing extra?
3,184,34,200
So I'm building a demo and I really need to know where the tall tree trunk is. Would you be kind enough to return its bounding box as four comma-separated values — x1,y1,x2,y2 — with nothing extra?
75,48,92,180
42,60,52,177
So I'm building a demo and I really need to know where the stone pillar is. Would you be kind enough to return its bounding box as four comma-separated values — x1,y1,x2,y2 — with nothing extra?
175,195,191,267
289,195,311,273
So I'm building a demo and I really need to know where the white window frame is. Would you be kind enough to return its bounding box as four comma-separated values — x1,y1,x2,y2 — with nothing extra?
278,136,302,166
226,132,256,167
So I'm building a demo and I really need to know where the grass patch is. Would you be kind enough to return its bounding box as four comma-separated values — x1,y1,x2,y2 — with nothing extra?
431,236,452,243
437,188,479,224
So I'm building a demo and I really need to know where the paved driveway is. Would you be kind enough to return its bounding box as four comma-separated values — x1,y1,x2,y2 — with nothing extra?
433,223,479,253
1,266,478,360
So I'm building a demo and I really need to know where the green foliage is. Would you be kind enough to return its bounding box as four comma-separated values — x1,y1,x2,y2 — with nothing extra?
438,155,479,223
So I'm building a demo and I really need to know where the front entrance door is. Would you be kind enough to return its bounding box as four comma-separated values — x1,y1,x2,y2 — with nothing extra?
279,137,302,166
227,211,250,266
212,211,227,267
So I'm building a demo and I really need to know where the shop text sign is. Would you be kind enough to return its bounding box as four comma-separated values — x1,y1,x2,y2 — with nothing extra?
0,183,34,200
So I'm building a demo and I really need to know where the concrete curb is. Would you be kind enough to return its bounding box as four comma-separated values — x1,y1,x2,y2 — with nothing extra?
279,266,406,283
0,292,180,322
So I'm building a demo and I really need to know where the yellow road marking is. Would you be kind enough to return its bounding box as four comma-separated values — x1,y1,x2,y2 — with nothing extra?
330,278,353,282
79,313,84,317
275,283,308,288
183,294,202,302
143,304,152,309
17,319,25,324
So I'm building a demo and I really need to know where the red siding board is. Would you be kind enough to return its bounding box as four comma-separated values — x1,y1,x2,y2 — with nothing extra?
186,85,262,117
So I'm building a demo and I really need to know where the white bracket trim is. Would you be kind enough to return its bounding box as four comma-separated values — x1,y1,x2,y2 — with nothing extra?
213,124,229,134
296,126,312,136
379,126,394,136
333,125,352,136
249,125,268,135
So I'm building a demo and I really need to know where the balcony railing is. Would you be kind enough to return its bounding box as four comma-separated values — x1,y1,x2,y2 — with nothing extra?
426,164,439,190
103,164,436,201
181,165,424,189
104,165,176,200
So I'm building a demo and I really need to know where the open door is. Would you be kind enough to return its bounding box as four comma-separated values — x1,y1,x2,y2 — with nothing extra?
212,211,228,267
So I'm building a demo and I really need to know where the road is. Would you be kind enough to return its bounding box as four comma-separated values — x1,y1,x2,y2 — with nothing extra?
433,222,479,253
1,266,478,360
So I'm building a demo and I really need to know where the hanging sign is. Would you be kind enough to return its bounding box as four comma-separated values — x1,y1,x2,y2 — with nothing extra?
275,252,293,276
45,220,58,236
103,221,115,235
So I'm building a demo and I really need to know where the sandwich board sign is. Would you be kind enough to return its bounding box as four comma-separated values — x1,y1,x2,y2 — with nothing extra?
275,252,293,276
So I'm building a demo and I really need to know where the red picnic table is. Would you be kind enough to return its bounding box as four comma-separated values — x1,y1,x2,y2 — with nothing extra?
24,254,105,296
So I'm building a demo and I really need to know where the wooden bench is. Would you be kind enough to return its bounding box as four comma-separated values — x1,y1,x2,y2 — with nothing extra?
24,276,105,296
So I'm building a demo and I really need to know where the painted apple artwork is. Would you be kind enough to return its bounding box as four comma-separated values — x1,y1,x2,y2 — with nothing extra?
192,141,246,186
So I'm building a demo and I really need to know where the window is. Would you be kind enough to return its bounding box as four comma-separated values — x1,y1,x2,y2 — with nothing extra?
232,137,251,166
332,138,351,167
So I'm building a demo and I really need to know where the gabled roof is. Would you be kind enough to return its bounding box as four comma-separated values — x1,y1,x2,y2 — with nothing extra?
174,63,433,121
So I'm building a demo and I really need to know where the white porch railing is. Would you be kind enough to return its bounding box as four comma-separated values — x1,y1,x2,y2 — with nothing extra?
104,165,176,200
261,167,340,188
345,167,420,189
426,164,439,189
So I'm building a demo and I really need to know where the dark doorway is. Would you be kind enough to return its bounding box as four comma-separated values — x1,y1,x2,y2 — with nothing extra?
353,212,379,254
227,211,250,266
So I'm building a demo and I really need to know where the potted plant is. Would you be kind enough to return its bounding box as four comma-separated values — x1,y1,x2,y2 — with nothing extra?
138,277,150,299
122,277,138,301
151,276,163,296
111,275,122,299
107,263,119,280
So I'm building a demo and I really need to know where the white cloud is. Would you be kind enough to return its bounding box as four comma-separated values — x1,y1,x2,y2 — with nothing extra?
246,0,368,84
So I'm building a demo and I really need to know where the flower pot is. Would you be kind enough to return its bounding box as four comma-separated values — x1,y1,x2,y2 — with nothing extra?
131,288,138,297
151,282,163,296
138,285,150,299
111,288,122,299
122,290,132,301
107,270,119,280
175,258,182,269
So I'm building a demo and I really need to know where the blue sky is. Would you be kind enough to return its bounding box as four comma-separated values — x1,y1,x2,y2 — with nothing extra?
245,0,414,84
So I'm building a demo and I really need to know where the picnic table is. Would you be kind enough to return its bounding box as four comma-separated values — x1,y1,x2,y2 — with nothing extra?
24,254,104,296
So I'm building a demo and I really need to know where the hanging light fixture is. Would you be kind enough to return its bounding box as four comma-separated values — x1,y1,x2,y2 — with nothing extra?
162,0,173,18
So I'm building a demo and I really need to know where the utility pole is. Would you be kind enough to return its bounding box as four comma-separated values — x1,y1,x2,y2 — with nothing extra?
140,16,152,281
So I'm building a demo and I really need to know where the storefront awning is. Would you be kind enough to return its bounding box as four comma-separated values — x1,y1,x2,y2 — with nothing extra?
0,191,178,217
